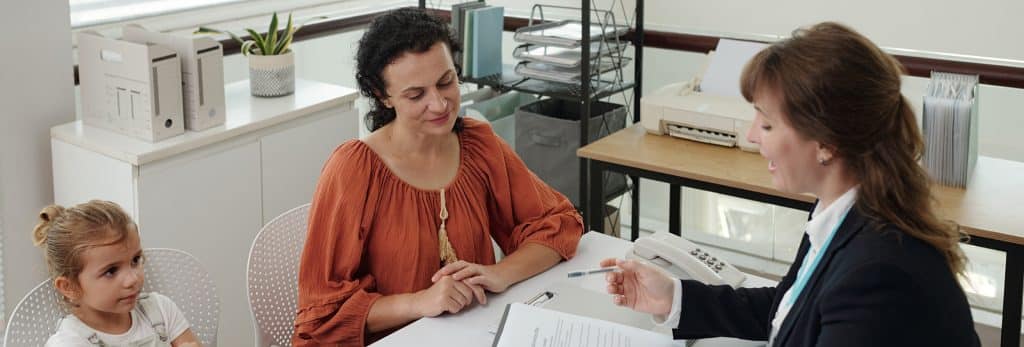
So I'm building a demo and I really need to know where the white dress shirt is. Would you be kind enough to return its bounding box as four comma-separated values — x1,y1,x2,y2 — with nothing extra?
767,187,857,345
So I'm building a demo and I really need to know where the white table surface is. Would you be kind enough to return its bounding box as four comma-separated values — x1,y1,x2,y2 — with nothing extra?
51,79,359,165
372,232,772,347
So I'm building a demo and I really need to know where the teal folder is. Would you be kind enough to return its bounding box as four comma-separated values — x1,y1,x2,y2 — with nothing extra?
451,1,486,69
467,6,503,78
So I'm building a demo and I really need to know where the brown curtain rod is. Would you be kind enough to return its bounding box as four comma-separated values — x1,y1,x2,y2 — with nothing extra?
73,7,1024,89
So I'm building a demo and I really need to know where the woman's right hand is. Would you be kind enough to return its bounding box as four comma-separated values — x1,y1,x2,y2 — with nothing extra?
601,258,675,317
412,275,487,317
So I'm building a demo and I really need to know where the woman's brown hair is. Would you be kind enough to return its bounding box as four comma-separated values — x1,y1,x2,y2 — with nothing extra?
739,22,966,275
32,200,138,295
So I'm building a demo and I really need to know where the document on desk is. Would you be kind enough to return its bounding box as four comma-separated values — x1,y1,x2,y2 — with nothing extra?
492,303,674,347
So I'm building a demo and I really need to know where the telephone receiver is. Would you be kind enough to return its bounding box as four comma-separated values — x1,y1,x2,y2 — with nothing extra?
627,232,746,288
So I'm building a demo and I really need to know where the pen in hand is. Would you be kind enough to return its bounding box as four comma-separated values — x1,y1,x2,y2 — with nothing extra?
567,267,618,278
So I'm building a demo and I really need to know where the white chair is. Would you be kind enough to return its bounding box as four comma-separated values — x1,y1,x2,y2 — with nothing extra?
247,203,310,347
3,248,220,347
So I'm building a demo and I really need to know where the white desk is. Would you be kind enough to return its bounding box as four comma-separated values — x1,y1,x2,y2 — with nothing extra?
373,232,773,347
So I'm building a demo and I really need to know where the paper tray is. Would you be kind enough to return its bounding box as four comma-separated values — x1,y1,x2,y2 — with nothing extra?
514,20,629,48
513,42,628,68
514,58,631,84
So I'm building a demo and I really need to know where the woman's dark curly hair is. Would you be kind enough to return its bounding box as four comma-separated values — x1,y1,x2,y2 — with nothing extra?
356,8,463,132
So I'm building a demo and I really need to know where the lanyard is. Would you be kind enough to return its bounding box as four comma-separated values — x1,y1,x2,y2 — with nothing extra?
785,209,850,307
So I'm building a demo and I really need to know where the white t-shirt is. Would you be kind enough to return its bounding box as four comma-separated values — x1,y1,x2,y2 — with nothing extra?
45,292,191,347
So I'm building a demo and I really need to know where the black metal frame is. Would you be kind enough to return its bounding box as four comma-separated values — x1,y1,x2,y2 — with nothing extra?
426,0,645,214
587,157,1023,347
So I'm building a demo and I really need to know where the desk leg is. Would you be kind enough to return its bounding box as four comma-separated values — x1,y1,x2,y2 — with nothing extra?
631,175,640,241
588,160,605,235
1001,249,1023,347
669,184,681,236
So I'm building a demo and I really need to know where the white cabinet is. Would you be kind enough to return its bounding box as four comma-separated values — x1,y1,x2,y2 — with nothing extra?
51,79,359,346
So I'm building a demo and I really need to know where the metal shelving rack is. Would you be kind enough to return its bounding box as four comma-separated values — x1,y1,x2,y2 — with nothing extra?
421,0,644,232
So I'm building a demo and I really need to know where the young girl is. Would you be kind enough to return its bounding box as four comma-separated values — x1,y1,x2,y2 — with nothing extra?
32,200,203,347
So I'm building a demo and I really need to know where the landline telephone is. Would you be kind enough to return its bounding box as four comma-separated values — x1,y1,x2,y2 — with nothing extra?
628,232,746,288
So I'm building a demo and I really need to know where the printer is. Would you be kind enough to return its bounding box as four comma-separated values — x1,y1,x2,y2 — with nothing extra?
641,39,767,152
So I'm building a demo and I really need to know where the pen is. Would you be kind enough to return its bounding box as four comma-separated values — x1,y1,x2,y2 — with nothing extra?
567,267,618,278
525,291,554,306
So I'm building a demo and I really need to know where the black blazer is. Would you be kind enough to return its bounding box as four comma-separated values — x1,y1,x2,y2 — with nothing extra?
674,204,980,347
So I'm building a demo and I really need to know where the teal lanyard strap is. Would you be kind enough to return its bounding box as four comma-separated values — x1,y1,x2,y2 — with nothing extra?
785,209,850,307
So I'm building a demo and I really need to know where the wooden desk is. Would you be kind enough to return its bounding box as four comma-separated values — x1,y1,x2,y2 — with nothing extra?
578,124,1024,347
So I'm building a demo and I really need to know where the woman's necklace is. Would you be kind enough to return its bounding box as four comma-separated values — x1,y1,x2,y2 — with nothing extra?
438,188,458,266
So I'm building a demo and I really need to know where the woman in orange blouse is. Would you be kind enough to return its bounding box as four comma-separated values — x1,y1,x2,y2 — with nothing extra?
293,8,584,346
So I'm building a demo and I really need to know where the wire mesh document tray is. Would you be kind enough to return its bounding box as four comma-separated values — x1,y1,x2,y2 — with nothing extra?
513,42,628,68
514,20,629,48
514,58,631,85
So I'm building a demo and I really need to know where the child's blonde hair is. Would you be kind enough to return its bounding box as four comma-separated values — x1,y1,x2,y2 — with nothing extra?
32,200,138,289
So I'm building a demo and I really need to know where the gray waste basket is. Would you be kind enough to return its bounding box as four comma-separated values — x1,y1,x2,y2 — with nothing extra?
465,91,538,148
515,98,627,206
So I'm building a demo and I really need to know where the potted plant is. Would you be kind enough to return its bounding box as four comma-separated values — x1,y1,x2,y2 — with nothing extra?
198,12,301,97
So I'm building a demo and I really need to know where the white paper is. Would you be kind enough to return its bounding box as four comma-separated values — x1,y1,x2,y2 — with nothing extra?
493,303,676,347
698,39,769,98
921,72,978,187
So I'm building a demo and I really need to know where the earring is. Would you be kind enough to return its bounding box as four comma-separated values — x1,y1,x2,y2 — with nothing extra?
818,157,829,166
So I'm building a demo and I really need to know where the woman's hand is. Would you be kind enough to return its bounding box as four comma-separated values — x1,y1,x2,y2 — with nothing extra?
412,275,487,317
601,258,675,317
432,260,511,294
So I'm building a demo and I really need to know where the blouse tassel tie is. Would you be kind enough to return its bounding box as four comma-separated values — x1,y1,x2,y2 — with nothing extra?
438,188,459,266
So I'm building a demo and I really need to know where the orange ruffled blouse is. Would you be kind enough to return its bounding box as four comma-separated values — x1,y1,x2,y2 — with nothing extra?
294,118,583,346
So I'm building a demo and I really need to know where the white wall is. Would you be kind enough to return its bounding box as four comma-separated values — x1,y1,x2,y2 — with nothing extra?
482,0,1024,61
0,0,75,325
644,0,1024,62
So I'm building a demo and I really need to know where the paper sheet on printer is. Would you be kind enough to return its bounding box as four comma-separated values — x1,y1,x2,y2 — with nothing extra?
698,39,769,99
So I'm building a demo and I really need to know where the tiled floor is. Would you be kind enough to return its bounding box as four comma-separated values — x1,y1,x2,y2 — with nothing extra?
976,324,1021,346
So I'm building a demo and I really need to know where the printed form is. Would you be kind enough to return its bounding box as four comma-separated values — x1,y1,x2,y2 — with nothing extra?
493,303,677,347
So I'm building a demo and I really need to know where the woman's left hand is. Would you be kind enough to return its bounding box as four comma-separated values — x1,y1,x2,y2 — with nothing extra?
431,260,511,293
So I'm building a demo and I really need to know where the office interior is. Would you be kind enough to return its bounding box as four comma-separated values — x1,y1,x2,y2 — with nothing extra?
1,0,1022,346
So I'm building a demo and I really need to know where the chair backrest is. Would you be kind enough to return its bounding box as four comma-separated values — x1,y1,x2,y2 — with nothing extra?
2,248,220,347
142,248,219,346
3,281,64,347
247,203,311,346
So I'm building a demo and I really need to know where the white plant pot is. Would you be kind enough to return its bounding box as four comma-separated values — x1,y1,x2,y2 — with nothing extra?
248,51,295,97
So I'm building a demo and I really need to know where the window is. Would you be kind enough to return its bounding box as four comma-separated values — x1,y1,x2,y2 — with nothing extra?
68,0,368,32
70,0,248,28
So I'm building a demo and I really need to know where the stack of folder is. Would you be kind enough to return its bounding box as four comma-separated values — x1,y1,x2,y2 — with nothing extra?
451,1,503,79
922,71,980,188
511,18,630,85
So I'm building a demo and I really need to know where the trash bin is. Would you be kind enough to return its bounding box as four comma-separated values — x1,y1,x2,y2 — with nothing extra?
464,91,538,148
515,98,627,206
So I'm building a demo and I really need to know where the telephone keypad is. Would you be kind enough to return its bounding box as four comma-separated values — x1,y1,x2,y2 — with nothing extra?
690,247,730,273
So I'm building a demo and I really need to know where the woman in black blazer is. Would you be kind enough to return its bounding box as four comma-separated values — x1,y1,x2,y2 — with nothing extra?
602,22,980,346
